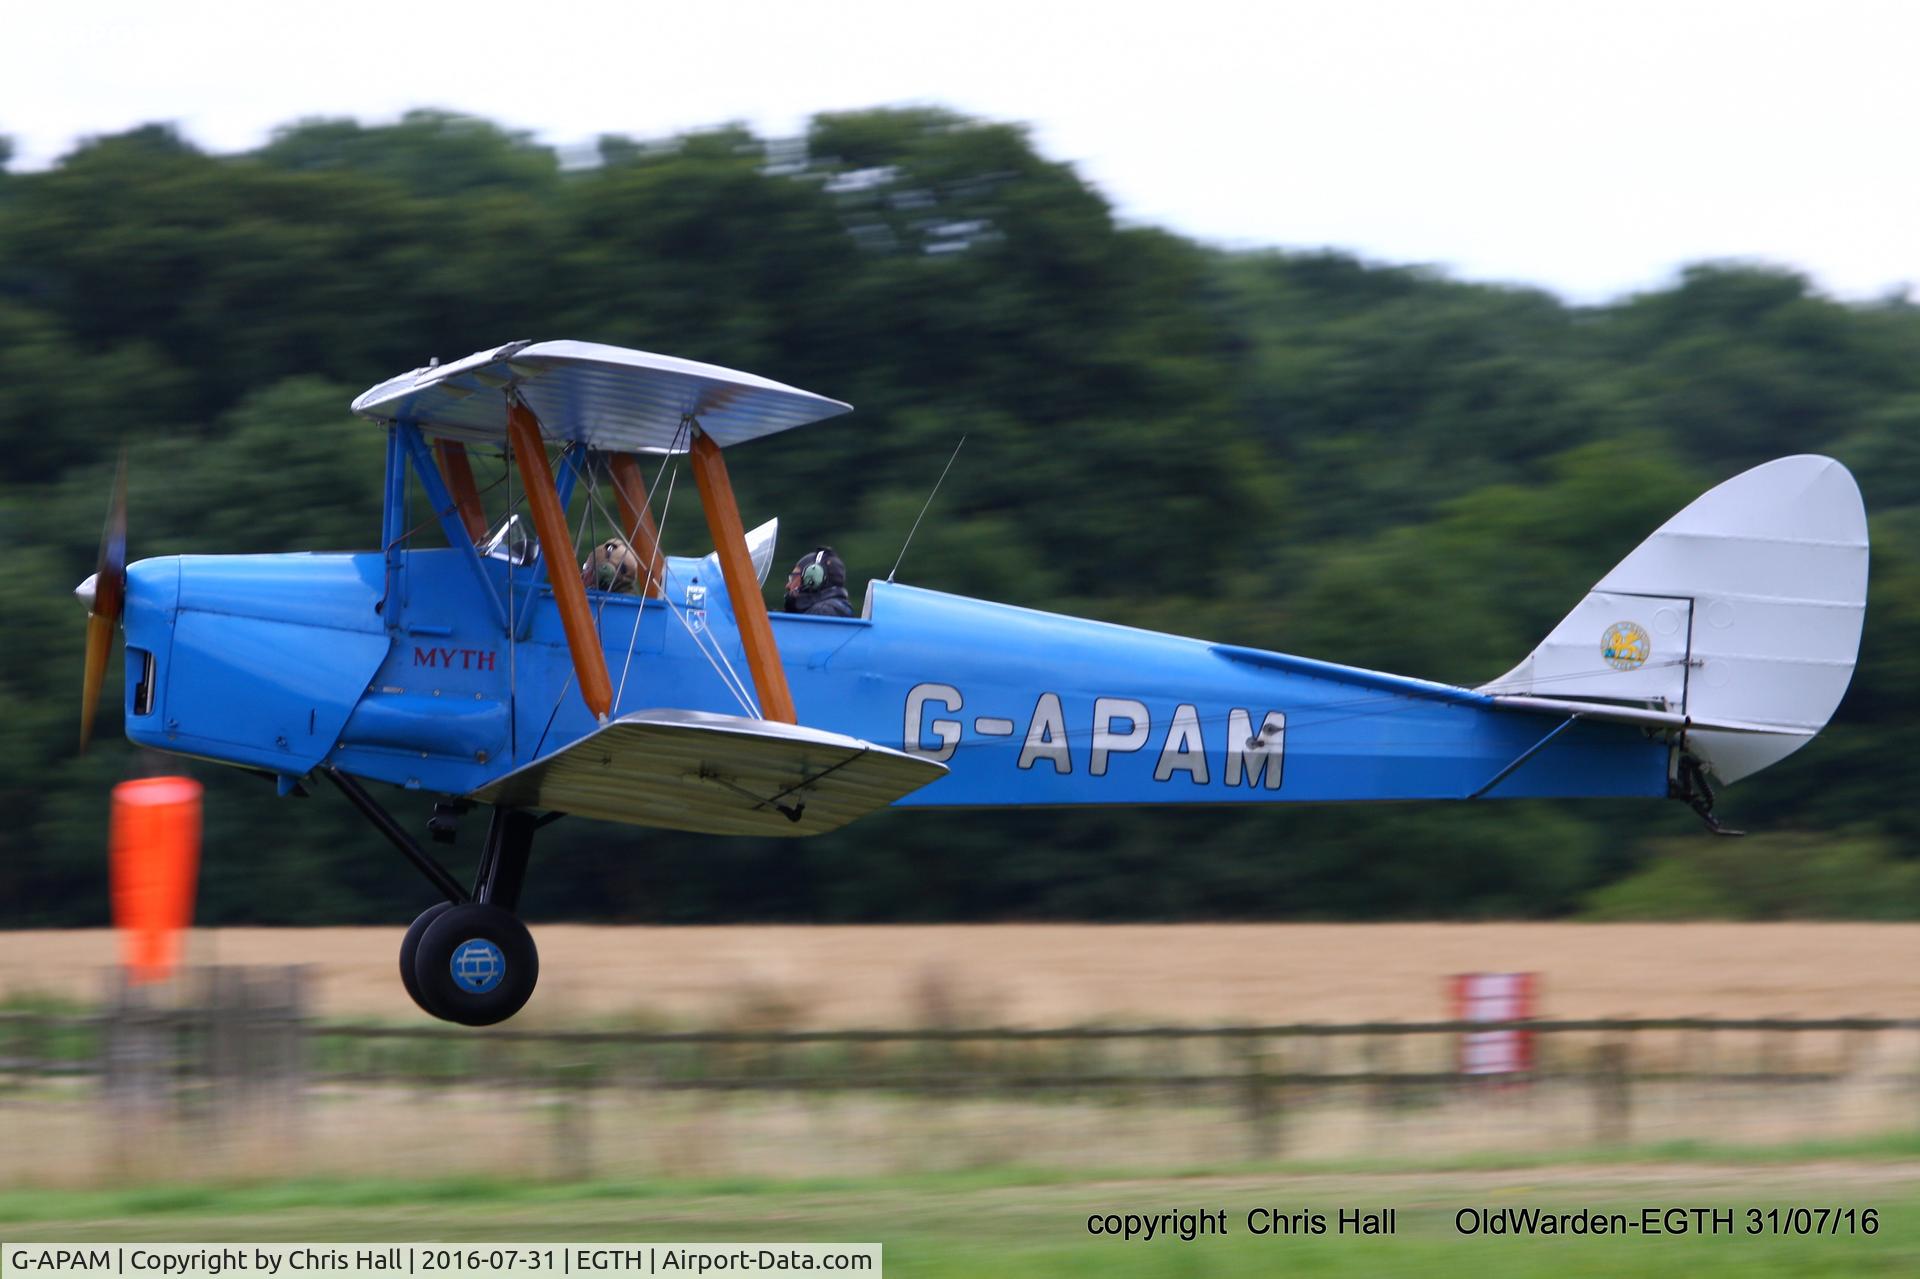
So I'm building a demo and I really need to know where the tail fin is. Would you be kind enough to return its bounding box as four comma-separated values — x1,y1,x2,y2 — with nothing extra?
1480,456,1868,784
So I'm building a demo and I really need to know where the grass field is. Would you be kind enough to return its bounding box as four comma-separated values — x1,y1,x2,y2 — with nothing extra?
3,925,1915,1272
1,1154,1915,1276
3,923,1916,1025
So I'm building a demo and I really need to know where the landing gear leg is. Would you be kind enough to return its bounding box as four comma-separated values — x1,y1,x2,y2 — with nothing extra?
409,808,543,1025
321,768,547,1025
473,808,536,910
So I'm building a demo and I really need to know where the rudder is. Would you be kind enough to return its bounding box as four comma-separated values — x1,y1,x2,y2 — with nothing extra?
1480,456,1868,784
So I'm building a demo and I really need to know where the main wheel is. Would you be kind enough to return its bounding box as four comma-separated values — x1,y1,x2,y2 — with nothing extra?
412,903,539,1026
399,901,456,1014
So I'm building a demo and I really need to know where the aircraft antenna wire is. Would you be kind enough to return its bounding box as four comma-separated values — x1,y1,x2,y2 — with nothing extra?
887,434,966,584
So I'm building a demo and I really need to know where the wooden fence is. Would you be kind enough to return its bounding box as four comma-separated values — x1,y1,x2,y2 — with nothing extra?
0,967,1914,1181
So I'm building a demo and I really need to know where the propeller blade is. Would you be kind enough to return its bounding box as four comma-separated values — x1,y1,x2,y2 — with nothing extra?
79,450,129,752
96,451,127,621
81,612,115,752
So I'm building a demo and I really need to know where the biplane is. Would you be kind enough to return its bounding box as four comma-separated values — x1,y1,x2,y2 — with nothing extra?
76,341,1870,1024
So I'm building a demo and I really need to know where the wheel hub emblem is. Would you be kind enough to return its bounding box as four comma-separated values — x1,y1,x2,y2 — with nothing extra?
451,938,506,994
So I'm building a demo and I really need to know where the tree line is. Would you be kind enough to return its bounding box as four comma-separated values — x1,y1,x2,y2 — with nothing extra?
1,108,1915,924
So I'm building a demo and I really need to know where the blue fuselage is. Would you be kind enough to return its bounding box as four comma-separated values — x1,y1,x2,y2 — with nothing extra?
120,549,1671,811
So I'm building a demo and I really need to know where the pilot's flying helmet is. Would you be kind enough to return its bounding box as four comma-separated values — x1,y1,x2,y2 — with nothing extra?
788,546,846,593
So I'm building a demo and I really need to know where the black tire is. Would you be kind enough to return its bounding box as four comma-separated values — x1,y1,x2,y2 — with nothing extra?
399,901,456,1014
412,903,539,1026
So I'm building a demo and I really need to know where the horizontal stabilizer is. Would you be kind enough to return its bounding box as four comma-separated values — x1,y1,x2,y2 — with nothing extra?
1489,694,1813,737
469,710,946,836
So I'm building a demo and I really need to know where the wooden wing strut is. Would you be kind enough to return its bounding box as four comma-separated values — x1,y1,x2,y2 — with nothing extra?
689,427,797,724
607,453,667,599
507,401,613,722
434,439,489,544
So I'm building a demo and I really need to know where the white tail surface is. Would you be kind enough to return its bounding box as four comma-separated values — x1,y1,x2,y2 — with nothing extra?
1481,456,1868,784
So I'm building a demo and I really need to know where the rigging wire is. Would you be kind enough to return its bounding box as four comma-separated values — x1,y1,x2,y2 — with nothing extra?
504,402,517,760
613,425,687,711
570,450,594,564
571,418,763,719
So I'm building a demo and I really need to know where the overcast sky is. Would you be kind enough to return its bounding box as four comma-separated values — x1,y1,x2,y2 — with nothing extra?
6,0,1913,302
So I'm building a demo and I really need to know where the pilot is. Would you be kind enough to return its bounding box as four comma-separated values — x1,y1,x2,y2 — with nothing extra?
784,547,853,616
582,537,640,593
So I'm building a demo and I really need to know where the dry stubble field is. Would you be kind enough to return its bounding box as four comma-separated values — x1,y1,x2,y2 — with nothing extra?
0,923,1913,1024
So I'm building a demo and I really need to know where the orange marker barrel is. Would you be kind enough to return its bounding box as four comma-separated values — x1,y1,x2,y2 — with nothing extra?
109,776,203,984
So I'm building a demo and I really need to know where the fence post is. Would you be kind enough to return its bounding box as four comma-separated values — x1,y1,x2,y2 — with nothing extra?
1593,1039,1631,1146
0,1012,19,1096
1239,1033,1280,1160
103,966,170,1181
551,1061,594,1182
1363,1033,1392,1149
273,967,309,1175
